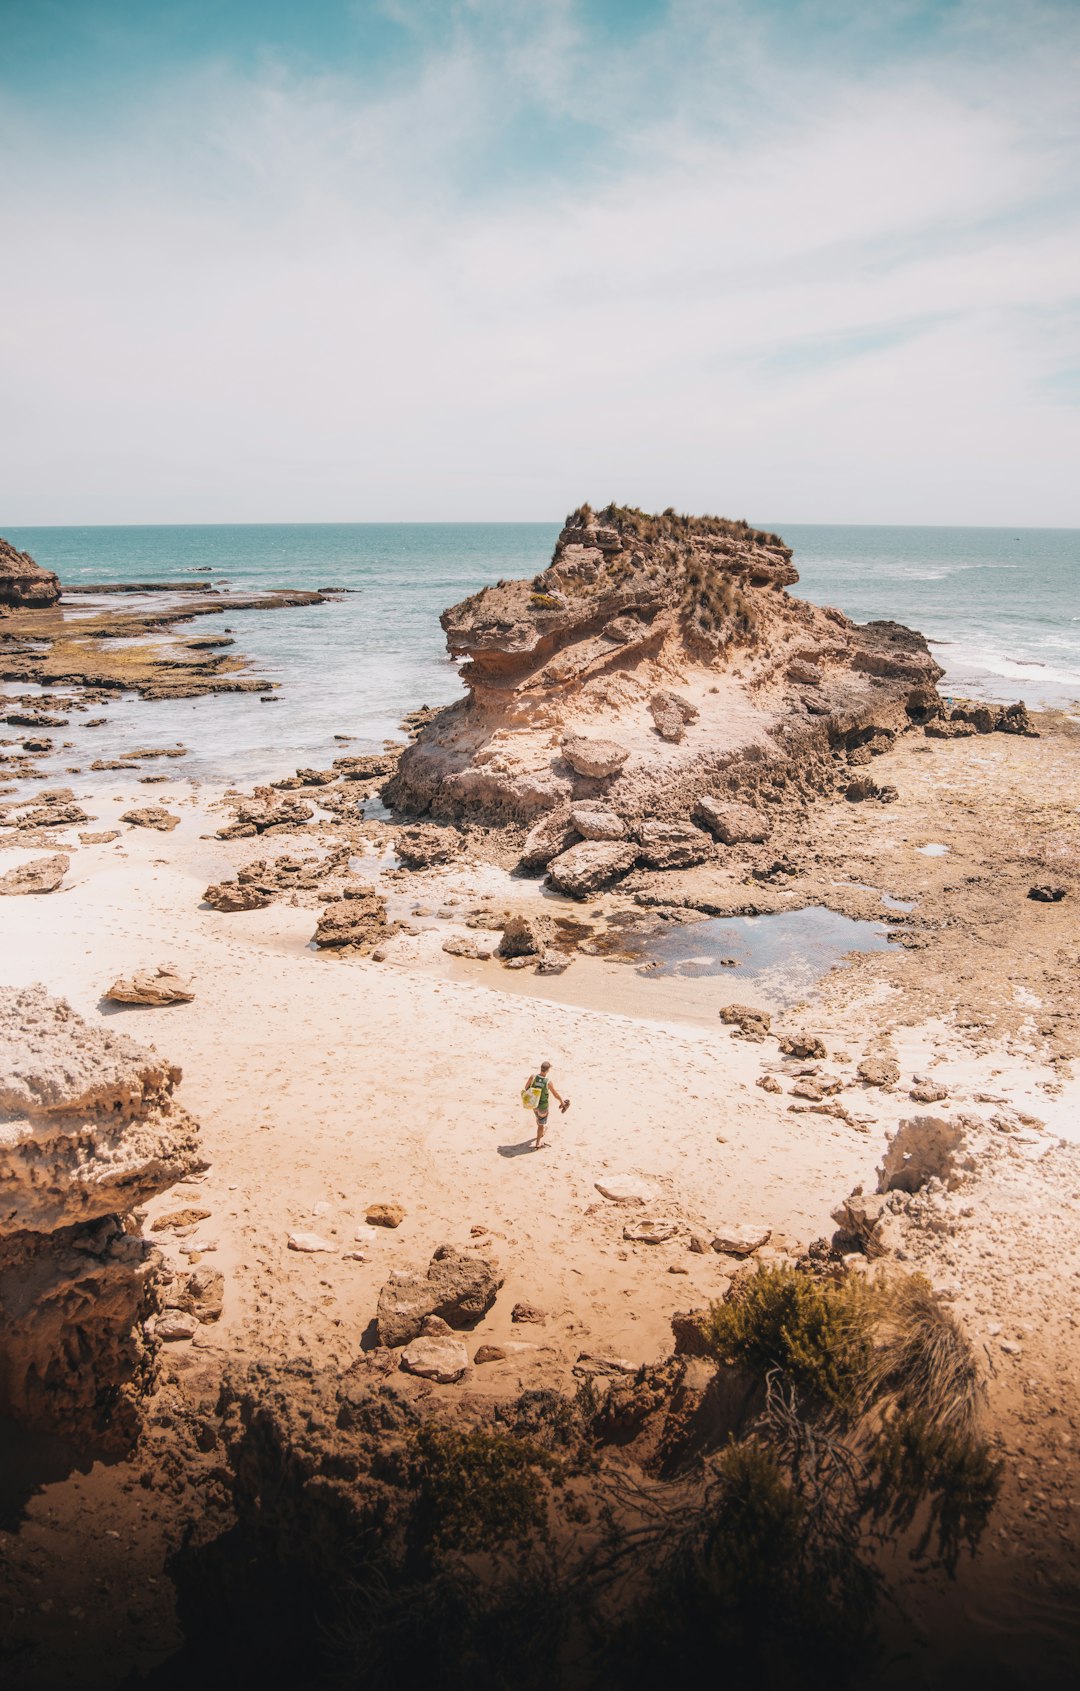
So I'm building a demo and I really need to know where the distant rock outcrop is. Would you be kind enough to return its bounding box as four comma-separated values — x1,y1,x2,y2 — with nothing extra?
383,503,943,837
0,985,205,1448
0,536,61,609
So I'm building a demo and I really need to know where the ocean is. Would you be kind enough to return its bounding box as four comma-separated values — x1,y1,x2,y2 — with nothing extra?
4,522,1078,785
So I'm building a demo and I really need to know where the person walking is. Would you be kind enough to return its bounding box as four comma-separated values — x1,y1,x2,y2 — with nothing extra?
524,1060,568,1150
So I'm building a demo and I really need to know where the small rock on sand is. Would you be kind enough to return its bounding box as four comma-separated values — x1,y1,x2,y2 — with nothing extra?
400,1333,470,1383
155,1310,199,1342
105,965,195,1007
623,1218,679,1244
287,1231,336,1253
511,1302,547,1324
121,807,180,832
0,854,69,895
712,1225,771,1257
366,1203,405,1228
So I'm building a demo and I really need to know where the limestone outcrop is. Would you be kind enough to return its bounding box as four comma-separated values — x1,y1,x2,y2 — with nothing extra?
383,503,943,840
0,536,61,609
0,985,205,1447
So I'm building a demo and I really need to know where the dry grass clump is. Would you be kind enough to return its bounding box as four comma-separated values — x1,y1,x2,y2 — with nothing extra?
863,1272,983,1434
566,501,785,551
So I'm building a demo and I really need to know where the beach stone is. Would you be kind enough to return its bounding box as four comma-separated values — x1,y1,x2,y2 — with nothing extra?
150,1207,211,1232
547,840,638,898
313,888,390,950
497,913,549,957
375,1244,503,1347
877,1115,968,1195
791,1077,824,1100
623,1217,679,1244
442,934,495,959
204,880,272,913
399,1334,469,1384
229,792,314,832
909,1079,949,1103
287,1231,336,1253
519,808,580,871
569,807,626,841
757,1073,782,1093
712,1225,771,1257
396,824,463,869
511,1301,547,1325
536,949,572,974
693,798,769,844
594,1179,649,1206
636,820,712,870
474,1344,507,1364
16,803,90,829
155,1310,199,1342
649,689,698,742
720,1004,772,1040
778,1032,827,1059
858,1056,900,1088
79,830,120,845
366,1203,405,1229
561,734,630,779
0,854,69,895
121,807,180,832
104,966,195,1007
1028,885,1066,903
689,1235,710,1254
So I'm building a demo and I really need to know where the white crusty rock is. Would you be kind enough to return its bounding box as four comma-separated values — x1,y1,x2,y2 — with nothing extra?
623,1217,679,1244
693,798,770,844
711,1224,772,1256
104,965,195,1007
400,1332,470,1383
287,1231,337,1253
877,1115,970,1194
569,808,626,841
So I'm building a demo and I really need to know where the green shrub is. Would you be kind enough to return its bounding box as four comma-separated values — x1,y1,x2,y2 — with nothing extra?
864,1273,983,1434
406,1425,556,1556
702,1265,877,1415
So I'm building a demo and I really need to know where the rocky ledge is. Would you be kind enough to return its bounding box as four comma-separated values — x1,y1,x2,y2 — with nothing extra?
0,984,205,1448
384,505,943,864
0,534,61,610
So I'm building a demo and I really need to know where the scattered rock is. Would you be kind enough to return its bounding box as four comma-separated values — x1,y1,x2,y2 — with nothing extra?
204,880,272,913
121,807,180,832
720,1004,772,1041
857,1056,900,1088
0,853,69,895
712,1225,771,1257
594,1179,649,1206
636,820,712,870
519,808,580,871
473,1344,507,1364
649,689,698,742
623,1217,679,1244
15,802,91,829
1028,885,1066,903
366,1203,405,1229
400,1333,470,1383
909,1080,949,1103
511,1302,547,1324
561,734,631,779
376,1244,504,1347
396,825,463,869
693,798,769,844
79,830,120,845
314,887,391,951
536,949,573,974
877,1115,969,1194
149,1207,211,1233
442,934,495,959
173,1266,224,1323
287,1232,337,1253
757,1073,782,1093
104,966,195,1007
155,1310,199,1342
778,1032,827,1059
547,840,639,898
569,807,626,841
497,913,550,957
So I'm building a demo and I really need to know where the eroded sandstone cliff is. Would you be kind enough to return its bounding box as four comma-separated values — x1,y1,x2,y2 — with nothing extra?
0,535,61,609
384,504,942,843
0,985,205,1449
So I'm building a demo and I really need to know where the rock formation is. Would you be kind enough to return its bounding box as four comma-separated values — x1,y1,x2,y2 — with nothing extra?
0,985,205,1448
384,504,943,859
0,536,61,609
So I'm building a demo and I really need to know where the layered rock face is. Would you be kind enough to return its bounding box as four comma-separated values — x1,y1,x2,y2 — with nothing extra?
0,535,61,609
0,985,205,1448
384,503,942,833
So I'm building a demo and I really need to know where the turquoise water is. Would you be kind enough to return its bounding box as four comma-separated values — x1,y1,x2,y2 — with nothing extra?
4,522,1077,784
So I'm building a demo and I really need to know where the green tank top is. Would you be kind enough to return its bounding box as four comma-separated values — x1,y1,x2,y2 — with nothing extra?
532,1073,550,1110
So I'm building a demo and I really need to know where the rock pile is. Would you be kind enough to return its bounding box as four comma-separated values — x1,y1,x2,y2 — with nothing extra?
0,985,205,1447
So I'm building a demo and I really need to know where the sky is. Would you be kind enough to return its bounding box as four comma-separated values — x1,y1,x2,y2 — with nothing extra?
1,0,1079,525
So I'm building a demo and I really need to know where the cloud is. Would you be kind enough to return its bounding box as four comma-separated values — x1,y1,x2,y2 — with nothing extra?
0,0,1078,522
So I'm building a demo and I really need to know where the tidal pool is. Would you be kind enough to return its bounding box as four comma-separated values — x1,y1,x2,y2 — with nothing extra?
629,906,894,1009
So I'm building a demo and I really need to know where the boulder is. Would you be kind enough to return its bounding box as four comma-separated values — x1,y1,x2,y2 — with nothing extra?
0,853,69,895
778,1032,827,1059
520,808,580,871
0,536,61,608
121,807,180,832
204,880,272,913
376,1244,503,1347
636,820,712,870
366,1203,405,1229
712,1225,771,1257
104,966,195,1007
561,734,630,779
720,1004,772,1040
497,913,551,957
649,689,698,743
569,807,626,841
400,1333,470,1384
857,1056,900,1088
693,798,769,844
547,840,638,898
877,1115,969,1194
395,825,463,869
313,887,391,951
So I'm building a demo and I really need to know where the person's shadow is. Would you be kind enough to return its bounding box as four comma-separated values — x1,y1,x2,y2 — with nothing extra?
497,1139,538,1157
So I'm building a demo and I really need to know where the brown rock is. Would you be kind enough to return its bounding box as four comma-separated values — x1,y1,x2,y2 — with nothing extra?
0,853,69,895
204,880,272,913
375,1244,503,1346
857,1056,900,1088
720,1004,772,1040
396,824,463,869
313,887,391,950
778,1032,827,1059
649,689,698,742
569,807,626,841
547,840,638,898
121,807,180,832
104,966,195,1007
511,1301,547,1325
757,1073,782,1093
497,913,551,957
561,734,630,779
636,819,712,870
519,808,580,870
693,798,769,844
0,536,61,608
366,1203,405,1229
